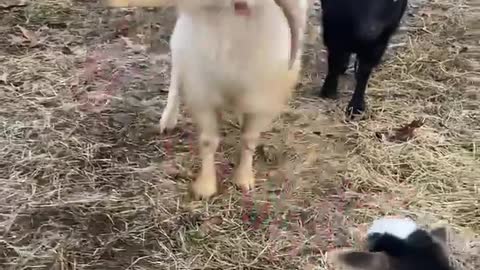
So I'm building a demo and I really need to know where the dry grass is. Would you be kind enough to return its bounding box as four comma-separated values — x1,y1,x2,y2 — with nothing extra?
0,0,479,269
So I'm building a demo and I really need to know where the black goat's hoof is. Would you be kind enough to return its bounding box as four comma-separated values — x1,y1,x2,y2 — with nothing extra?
346,103,366,120
319,86,338,100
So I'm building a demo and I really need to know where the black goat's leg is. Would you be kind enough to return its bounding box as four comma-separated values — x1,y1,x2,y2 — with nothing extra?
319,48,350,99
347,42,388,118
346,58,373,118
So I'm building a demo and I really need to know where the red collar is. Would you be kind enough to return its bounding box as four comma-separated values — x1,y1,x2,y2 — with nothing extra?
234,1,251,16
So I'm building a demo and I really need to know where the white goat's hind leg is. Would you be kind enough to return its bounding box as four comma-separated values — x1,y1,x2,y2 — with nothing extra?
234,112,275,191
159,64,180,133
191,109,220,199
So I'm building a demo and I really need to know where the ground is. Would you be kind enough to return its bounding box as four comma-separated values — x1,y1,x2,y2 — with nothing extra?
0,0,478,269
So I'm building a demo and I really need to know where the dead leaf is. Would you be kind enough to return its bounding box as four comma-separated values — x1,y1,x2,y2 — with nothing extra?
207,216,223,226
376,119,425,143
199,216,223,236
391,119,425,142
16,25,38,47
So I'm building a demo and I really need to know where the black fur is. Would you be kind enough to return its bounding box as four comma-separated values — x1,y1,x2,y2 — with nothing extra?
367,229,453,270
318,0,408,117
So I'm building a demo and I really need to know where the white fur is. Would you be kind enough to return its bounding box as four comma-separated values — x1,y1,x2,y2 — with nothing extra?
367,217,418,240
160,0,310,198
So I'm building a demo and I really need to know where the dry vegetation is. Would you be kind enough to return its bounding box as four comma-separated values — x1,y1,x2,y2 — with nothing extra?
0,0,479,269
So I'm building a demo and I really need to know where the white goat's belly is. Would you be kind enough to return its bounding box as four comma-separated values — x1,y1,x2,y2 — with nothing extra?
171,8,300,113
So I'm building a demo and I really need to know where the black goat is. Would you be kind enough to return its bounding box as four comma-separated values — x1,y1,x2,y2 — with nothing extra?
327,217,454,270
318,0,408,118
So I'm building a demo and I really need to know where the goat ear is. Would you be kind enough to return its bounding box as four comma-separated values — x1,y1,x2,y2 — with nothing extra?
327,248,389,270
430,227,448,244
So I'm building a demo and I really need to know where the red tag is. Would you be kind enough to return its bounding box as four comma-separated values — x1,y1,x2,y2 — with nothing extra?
234,1,251,16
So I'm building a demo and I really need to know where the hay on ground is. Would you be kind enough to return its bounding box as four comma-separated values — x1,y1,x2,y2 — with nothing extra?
0,0,478,269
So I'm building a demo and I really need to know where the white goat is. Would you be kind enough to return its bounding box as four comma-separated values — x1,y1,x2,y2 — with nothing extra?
104,0,310,199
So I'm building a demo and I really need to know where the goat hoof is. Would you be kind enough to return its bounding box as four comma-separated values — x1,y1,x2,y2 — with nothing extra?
190,177,217,199
346,103,366,120
159,113,178,134
319,86,338,99
234,171,255,191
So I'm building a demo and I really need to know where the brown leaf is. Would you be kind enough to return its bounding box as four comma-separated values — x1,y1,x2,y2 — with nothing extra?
199,216,223,235
391,119,425,142
16,25,38,47
376,119,425,143
206,216,223,226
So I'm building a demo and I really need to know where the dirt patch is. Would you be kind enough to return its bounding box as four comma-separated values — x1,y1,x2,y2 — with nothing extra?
0,0,478,269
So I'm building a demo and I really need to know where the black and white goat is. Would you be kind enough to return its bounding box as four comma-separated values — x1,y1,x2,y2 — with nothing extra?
328,217,453,270
317,0,408,118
